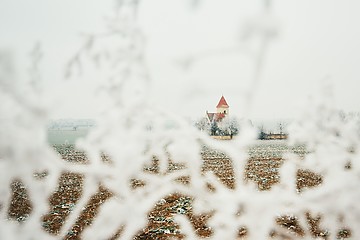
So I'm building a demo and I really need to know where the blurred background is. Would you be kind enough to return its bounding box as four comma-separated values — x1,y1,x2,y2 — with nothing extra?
0,0,359,123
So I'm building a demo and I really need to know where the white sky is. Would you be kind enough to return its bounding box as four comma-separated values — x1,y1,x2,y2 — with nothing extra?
0,0,359,122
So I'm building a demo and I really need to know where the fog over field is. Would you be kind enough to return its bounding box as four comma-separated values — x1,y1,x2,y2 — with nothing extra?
0,0,359,120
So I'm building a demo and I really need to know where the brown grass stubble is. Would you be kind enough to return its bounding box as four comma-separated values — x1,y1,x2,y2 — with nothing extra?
7,145,351,239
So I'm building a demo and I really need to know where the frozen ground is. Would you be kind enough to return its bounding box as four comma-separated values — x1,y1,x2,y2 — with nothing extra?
48,129,306,158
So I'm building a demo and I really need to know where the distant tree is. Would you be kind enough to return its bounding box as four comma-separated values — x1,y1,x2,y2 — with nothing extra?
210,121,218,136
258,126,267,140
217,116,239,137
195,117,210,133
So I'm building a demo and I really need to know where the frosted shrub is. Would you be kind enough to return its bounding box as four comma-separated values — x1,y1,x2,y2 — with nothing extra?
1,0,360,239
285,88,360,238
0,51,67,239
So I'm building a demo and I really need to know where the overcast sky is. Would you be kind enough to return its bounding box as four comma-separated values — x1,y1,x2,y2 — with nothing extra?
1,0,359,122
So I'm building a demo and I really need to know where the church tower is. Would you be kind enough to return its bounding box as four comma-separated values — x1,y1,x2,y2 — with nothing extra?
216,96,229,115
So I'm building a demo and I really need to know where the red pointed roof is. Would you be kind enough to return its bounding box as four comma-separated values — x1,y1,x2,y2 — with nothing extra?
216,96,229,108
